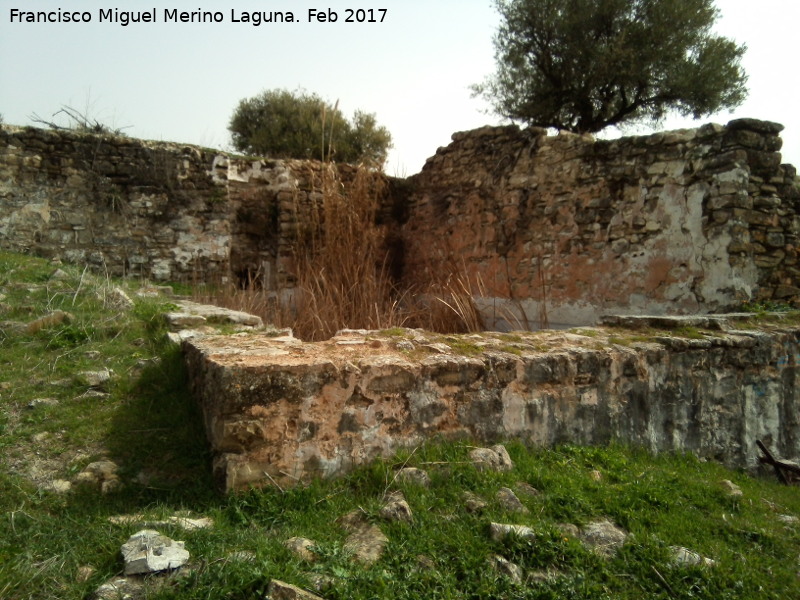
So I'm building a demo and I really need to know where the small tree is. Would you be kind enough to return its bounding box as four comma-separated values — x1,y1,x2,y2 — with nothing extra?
228,89,392,166
474,0,748,133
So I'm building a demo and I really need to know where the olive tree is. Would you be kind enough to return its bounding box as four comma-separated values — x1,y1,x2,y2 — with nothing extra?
228,89,392,166
473,0,748,133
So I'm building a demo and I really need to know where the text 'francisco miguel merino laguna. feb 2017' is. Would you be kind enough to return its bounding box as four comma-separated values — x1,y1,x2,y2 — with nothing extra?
7,7,389,26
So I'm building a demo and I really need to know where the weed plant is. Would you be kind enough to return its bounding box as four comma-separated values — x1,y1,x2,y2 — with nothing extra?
289,163,400,340
192,163,489,341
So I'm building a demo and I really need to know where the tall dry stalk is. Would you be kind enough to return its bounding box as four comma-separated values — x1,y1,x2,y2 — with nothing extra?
289,163,405,340
403,258,486,334
192,106,514,338
536,251,549,330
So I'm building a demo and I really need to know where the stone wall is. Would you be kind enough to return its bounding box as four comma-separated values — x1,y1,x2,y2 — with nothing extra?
183,320,800,491
0,125,231,279
2,120,799,324
402,119,800,328
0,125,355,285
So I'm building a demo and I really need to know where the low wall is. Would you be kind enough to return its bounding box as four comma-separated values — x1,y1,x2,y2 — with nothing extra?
183,320,800,491
403,119,800,327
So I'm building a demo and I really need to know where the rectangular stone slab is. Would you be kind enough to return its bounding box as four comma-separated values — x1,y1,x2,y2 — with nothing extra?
183,325,800,491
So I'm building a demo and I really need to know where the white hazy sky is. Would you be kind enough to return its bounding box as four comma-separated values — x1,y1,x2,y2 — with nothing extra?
1,1,798,176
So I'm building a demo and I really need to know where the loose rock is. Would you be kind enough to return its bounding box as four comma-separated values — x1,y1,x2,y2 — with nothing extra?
121,530,190,575
76,565,96,583
579,520,628,558
380,491,413,523
167,329,209,344
27,397,58,409
108,514,214,531
556,523,580,539
720,479,743,497
75,460,120,493
49,268,70,281
94,577,145,600
394,467,430,487
47,479,72,494
77,369,113,390
305,573,336,593
488,522,536,543
167,516,214,530
488,554,523,585
170,301,264,329
463,491,488,514
669,545,716,567
284,537,318,562
514,481,540,497
267,580,324,600
340,511,388,565
103,287,134,310
496,487,529,514
469,445,514,472
165,313,207,330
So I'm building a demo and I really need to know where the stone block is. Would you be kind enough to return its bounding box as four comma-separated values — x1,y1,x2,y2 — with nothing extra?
766,232,786,248
726,118,784,135
121,530,189,575
184,326,800,492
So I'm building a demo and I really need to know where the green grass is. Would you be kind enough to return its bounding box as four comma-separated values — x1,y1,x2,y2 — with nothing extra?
741,300,794,314
441,336,483,356
2,251,800,599
672,326,706,340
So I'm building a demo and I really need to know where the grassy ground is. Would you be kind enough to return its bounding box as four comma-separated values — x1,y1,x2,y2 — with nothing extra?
1,250,800,599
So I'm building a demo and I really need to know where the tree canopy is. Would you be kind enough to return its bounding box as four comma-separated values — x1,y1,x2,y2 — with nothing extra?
228,89,392,166
474,0,748,133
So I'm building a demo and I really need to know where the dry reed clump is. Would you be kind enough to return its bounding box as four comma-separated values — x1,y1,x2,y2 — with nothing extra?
403,269,486,334
191,160,493,340
288,162,404,340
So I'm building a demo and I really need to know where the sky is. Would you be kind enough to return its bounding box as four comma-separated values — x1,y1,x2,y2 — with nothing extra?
1,0,798,176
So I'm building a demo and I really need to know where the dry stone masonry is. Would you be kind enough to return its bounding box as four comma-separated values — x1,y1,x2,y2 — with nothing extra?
0,125,360,288
403,119,800,327
183,322,800,491
2,119,799,324
0,126,231,280
5,120,800,496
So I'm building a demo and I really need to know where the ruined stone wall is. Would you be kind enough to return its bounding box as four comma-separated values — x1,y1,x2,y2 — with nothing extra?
3,121,799,322
0,125,230,279
0,125,339,285
183,322,800,491
403,119,800,328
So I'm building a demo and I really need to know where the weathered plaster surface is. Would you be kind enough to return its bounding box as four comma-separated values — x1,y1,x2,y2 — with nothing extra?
402,120,800,326
184,322,800,491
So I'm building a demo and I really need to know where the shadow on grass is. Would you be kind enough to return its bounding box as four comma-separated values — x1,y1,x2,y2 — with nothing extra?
103,345,219,508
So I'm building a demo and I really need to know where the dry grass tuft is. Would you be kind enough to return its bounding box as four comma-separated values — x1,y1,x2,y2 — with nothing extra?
404,269,486,334
194,159,497,340
289,163,404,340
